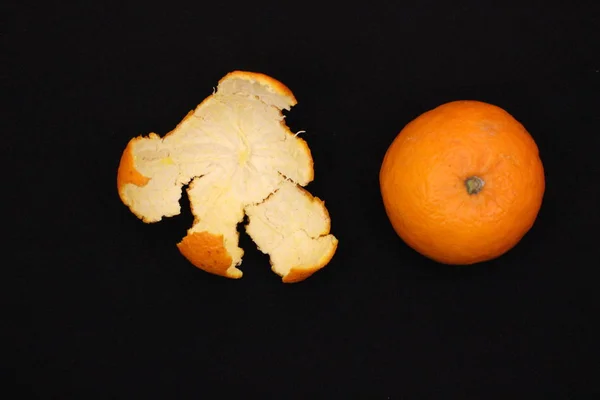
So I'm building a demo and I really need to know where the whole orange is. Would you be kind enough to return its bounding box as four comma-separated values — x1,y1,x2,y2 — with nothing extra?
379,100,545,265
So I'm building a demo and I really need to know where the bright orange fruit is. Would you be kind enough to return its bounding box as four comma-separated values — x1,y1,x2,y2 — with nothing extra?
379,100,545,265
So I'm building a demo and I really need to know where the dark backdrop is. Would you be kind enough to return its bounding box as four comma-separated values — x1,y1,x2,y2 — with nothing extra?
4,1,599,398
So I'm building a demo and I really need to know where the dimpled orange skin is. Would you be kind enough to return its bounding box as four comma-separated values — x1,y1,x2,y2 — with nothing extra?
379,100,545,265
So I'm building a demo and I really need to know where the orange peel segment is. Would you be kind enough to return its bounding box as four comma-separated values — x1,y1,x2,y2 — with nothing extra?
176,231,241,279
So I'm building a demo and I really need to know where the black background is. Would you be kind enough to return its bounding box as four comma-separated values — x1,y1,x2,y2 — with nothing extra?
4,1,600,398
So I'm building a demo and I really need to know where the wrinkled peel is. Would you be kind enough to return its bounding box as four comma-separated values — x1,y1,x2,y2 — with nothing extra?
176,231,242,279
245,180,338,282
117,71,337,282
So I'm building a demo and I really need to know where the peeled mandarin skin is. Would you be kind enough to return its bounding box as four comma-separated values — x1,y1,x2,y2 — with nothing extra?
116,71,338,282
379,100,545,265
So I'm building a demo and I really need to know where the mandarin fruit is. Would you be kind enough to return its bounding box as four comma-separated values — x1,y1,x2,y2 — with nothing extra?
379,100,545,265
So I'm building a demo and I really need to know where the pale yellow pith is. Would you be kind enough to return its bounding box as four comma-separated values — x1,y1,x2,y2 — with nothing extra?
245,180,337,277
119,71,337,281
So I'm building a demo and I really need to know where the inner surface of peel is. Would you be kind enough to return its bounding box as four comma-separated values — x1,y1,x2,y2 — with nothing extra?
120,73,336,280
244,180,337,278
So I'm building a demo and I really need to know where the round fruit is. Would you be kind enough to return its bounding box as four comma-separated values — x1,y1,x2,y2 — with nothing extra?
379,100,545,265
